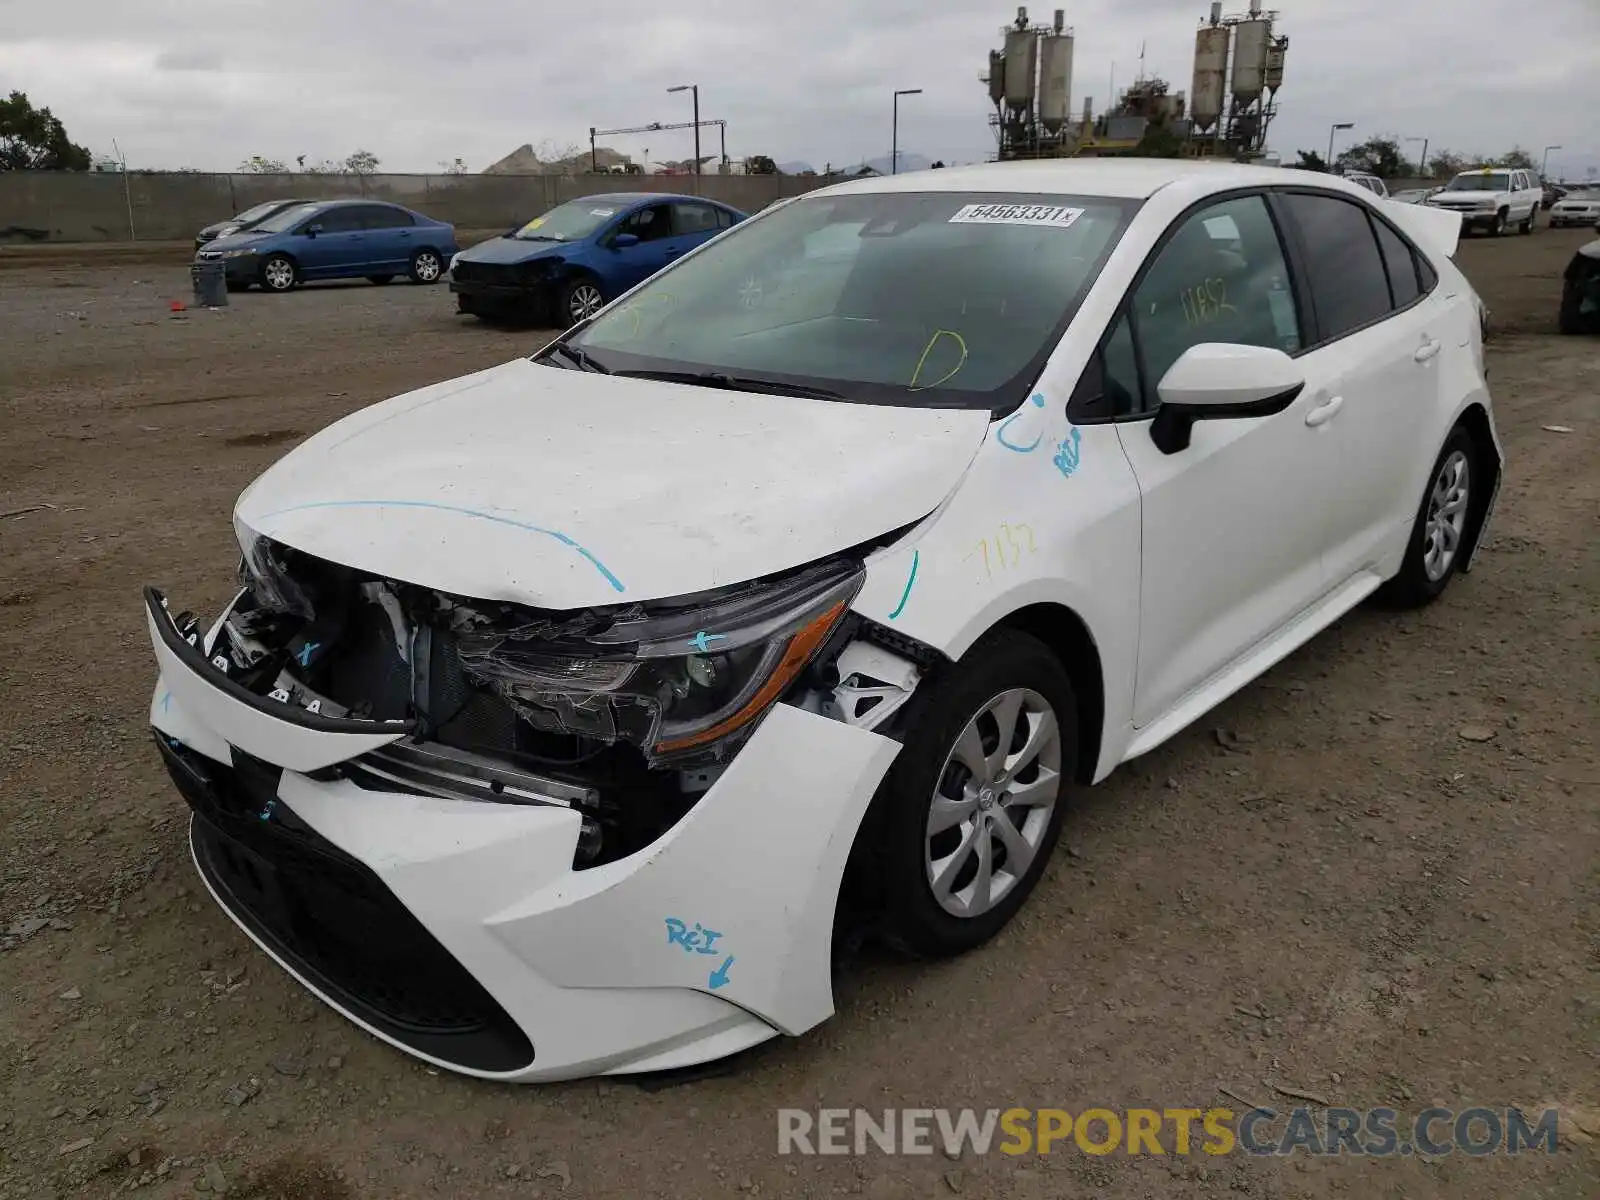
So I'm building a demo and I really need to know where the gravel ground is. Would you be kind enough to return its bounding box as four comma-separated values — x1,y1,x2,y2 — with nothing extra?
0,230,1596,1200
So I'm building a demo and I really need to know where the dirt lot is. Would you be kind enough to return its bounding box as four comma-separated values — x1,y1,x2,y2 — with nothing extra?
1,230,1596,1200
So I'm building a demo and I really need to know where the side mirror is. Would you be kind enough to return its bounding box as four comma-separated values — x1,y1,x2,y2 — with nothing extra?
1150,343,1305,455
304,223,323,237
612,232,640,248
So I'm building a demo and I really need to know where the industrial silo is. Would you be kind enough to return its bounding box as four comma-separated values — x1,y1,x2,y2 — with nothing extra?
1229,17,1271,105
1264,37,1287,93
1003,27,1039,110
1191,22,1230,133
1039,32,1074,131
988,49,1006,105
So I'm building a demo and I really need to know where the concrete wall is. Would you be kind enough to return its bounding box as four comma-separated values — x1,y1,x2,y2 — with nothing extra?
0,171,835,243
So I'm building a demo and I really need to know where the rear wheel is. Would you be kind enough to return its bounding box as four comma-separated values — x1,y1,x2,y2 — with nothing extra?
1519,212,1535,235
1374,425,1477,608
407,250,443,284
866,629,1077,958
259,254,297,292
367,274,395,285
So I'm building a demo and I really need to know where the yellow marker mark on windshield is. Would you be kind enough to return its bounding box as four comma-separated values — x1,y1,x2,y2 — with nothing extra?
909,329,968,391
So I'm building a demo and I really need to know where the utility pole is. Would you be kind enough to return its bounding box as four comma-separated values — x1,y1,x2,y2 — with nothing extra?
892,88,922,174
1327,121,1354,168
669,85,700,175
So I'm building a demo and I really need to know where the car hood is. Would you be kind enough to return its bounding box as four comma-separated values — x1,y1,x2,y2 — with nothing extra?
1429,190,1503,202
1579,238,1600,262
234,359,991,609
198,221,236,238
202,230,274,252
456,236,572,265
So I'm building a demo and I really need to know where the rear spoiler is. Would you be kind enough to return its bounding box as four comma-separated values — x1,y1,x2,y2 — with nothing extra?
1381,198,1461,260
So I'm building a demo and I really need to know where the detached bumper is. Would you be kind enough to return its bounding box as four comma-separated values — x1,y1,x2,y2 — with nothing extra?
146,587,900,1081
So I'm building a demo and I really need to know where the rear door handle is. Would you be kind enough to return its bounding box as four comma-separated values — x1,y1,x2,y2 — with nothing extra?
1414,338,1441,363
1305,394,1344,427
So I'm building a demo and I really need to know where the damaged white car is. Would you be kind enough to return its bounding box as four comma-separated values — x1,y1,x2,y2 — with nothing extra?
147,162,1503,1082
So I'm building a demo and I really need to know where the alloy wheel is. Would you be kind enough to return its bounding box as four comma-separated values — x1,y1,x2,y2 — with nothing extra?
1423,449,1470,581
413,252,441,282
925,688,1062,919
263,258,295,291
568,283,604,321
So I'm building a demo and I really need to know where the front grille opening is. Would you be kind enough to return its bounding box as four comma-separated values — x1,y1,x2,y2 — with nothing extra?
158,735,534,1072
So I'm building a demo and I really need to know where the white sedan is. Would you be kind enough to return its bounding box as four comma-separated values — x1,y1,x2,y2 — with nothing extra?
145,161,1503,1082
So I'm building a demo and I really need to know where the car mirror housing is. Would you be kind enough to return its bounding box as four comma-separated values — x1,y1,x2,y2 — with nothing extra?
305,223,323,237
612,232,640,248
1150,342,1305,455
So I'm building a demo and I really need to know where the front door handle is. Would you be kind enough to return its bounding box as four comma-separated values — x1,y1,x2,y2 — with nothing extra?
1305,394,1344,427
1414,338,1441,363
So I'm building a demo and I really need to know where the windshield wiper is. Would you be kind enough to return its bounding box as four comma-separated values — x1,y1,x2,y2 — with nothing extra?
612,369,844,400
539,343,611,373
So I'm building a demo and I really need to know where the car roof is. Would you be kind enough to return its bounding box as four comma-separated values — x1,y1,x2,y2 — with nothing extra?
577,192,735,207
805,159,1390,202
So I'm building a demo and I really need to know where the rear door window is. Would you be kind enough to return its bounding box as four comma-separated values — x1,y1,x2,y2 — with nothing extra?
1281,192,1393,340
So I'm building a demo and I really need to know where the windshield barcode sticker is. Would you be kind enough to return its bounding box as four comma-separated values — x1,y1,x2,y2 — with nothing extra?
948,203,1084,228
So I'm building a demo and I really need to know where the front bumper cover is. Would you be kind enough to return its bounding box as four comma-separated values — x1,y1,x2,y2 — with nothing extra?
147,585,902,1081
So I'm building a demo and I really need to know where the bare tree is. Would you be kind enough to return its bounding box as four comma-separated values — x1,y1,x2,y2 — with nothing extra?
238,155,288,173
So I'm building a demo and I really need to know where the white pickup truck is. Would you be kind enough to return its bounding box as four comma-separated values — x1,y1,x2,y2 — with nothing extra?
1425,167,1544,236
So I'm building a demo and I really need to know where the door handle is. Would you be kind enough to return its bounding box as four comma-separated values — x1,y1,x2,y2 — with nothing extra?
1414,338,1441,363
665,250,682,259
1304,395,1344,427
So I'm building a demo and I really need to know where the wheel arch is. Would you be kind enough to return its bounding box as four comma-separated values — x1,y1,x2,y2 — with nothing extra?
1453,401,1501,572
983,603,1106,787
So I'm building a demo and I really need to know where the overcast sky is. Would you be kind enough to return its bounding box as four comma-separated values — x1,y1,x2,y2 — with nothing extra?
2,0,1597,178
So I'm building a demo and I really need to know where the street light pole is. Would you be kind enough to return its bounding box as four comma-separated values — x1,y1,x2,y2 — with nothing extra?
1541,144,1562,178
892,88,922,175
668,84,700,175
1327,121,1354,168
1406,135,1429,176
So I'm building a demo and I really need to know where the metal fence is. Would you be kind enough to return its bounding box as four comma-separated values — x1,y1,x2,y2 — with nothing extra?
0,171,834,244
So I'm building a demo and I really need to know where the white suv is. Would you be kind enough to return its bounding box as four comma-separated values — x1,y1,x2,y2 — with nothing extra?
1343,172,1389,199
1426,167,1543,236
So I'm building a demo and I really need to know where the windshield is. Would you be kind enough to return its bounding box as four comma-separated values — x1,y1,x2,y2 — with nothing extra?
234,200,290,224
562,190,1138,409
1446,173,1510,192
509,199,625,242
250,203,319,234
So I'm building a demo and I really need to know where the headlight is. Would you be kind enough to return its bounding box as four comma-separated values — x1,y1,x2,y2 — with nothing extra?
235,526,315,619
449,252,460,272
455,558,863,765
220,246,259,259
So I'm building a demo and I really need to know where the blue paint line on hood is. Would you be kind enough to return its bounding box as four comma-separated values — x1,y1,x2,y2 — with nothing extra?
252,499,626,593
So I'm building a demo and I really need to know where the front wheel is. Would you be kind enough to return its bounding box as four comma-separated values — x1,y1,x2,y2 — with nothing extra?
367,274,395,285
1374,426,1477,608
1490,209,1508,237
407,250,443,284
558,276,606,326
258,253,297,293
868,629,1077,958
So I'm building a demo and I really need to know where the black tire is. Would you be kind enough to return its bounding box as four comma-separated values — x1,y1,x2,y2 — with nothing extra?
1374,425,1478,609
557,276,606,327
367,274,395,285
1491,209,1508,237
1519,213,1534,235
1557,280,1586,335
866,628,1077,959
258,253,297,293
407,249,443,284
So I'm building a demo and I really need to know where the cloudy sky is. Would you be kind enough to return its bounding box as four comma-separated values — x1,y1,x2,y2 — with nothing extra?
3,0,1597,178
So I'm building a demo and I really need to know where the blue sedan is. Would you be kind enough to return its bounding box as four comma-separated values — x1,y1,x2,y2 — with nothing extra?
448,192,746,325
194,199,459,293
